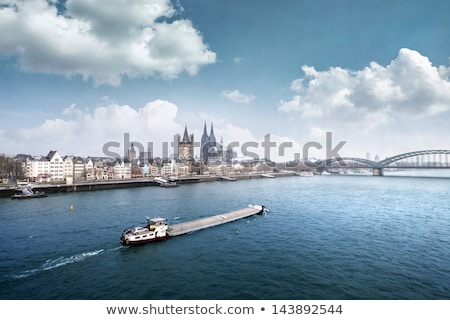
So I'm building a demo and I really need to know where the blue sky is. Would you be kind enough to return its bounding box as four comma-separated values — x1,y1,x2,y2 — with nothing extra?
1,0,449,161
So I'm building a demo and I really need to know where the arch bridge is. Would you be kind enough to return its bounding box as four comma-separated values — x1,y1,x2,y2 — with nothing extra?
320,150,450,176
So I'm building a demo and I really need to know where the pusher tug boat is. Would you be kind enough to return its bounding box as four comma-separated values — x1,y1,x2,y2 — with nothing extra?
120,217,169,246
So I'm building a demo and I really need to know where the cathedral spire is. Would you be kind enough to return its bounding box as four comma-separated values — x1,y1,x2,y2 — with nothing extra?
182,125,190,143
200,121,209,161
209,122,216,144
202,121,208,136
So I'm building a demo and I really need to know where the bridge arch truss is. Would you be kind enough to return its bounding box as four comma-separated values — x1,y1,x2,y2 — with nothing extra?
320,150,450,169
379,150,450,167
321,157,378,168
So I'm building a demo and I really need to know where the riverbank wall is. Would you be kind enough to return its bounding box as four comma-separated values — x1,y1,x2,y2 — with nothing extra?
0,172,298,198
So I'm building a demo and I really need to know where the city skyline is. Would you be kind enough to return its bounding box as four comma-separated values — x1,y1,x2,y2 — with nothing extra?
1,0,450,161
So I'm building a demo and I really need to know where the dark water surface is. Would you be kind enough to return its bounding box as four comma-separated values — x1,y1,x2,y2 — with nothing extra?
1,175,449,299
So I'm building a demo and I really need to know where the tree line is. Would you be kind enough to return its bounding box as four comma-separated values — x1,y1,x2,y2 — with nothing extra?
0,154,24,181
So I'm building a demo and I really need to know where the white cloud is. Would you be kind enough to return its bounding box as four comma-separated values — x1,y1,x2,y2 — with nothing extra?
219,124,256,147
261,134,304,162
308,127,327,141
221,89,255,104
62,103,83,119
201,125,305,162
3,96,445,162
0,0,216,85
7,99,288,160
0,129,23,156
279,48,450,132
3,101,308,162
14,99,184,157
276,49,450,159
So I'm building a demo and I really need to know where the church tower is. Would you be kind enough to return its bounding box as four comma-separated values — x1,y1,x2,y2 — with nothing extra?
178,125,194,162
127,143,136,161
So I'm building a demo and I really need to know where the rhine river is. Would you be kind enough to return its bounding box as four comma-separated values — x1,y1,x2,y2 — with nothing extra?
0,173,449,300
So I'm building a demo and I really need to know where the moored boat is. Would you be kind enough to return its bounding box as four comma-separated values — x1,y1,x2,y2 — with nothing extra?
160,182,179,188
295,171,314,177
11,186,48,199
120,217,169,246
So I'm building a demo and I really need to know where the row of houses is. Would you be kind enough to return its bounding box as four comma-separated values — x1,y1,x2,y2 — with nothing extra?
22,149,292,184
23,151,190,183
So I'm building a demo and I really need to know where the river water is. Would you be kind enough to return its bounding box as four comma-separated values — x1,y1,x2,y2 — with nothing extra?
0,174,449,299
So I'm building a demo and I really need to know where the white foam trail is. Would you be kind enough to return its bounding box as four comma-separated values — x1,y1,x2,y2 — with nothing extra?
10,249,104,279
109,246,124,251
41,249,104,271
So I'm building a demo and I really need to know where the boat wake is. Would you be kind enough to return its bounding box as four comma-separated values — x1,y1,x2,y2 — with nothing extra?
10,249,104,279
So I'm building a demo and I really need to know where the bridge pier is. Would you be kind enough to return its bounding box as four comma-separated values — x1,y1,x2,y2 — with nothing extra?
373,168,384,176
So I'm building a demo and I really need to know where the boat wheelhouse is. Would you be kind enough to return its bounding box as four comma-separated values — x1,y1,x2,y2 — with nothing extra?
120,217,169,246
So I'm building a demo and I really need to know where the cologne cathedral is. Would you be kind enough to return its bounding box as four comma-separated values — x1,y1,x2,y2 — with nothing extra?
177,122,235,165
200,121,234,164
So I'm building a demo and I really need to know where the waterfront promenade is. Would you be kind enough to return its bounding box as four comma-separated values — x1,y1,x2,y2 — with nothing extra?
0,172,298,198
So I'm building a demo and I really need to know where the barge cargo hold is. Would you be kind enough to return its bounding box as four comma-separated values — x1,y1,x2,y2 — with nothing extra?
167,205,266,237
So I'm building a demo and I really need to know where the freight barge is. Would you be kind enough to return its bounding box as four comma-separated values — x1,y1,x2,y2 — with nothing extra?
120,205,267,246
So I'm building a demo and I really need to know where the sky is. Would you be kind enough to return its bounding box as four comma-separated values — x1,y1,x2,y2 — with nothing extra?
0,0,449,161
